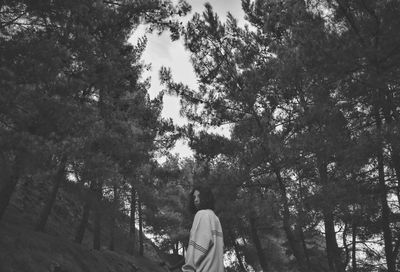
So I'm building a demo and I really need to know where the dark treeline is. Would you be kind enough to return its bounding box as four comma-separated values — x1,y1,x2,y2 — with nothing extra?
2,1,400,272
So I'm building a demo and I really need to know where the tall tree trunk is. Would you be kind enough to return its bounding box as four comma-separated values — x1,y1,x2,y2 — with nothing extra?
382,93,400,263
274,168,310,272
248,216,270,272
342,223,350,268
298,224,312,269
317,160,345,272
93,182,102,250
0,153,22,220
297,174,313,269
382,101,400,230
75,197,91,244
390,146,400,207
375,109,395,272
323,209,344,272
35,156,67,232
75,180,94,244
377,147,395,271
109,185,118,251
138,195,144,256
352,221,357,272
127,184,136,254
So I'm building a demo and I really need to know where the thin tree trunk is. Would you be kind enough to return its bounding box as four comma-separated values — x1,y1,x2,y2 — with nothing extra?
138,195,144,256
382,99,400,228
93,182,102,250
109,185,118,251
128,184,136,254
0,153,22,220
248,216,270,272
317,160,345,272
390,148,400,208
377,137,394,271
352,221,357,272
297,174,313,269
75,179,94,244
342,223,350,268
382,94,400,263
35,156,67,232
75,197,91,243
298,224,312,269
323,210,344,272
274,168,310,272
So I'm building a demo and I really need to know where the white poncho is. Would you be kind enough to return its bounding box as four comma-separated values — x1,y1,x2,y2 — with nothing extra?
182,209,225,272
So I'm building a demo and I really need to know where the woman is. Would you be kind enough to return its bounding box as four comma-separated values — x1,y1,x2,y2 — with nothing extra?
182,186,225,272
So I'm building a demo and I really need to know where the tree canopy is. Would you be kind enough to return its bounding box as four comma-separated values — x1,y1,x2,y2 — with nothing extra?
2,1,400,272
160,0,400,271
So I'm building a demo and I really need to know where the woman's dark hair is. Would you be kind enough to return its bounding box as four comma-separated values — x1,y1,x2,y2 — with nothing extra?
189,186,215,214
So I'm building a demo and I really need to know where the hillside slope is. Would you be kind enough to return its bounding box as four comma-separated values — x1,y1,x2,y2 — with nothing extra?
0,177,171,272
0,220,168,272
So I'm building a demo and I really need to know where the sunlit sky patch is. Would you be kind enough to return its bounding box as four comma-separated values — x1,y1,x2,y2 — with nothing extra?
129,0,246,159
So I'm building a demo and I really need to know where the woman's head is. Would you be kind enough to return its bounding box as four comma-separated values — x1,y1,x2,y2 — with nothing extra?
189,186,215,214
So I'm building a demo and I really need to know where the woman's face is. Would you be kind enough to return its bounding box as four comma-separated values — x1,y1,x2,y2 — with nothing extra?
193,190,200,210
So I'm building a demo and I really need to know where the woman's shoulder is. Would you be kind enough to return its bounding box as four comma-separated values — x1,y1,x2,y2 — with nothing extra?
195,209,215,218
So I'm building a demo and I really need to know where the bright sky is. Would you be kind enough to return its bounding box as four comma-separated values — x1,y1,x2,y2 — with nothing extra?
129,0,246,160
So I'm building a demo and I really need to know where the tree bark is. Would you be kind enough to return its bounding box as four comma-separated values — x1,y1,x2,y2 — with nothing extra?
75,197,91,244
298,224,312,269
248,215,270,272
382,91,400,265
93,182,103,250
75,180,94,244
375,111,395,272
138,195,144,256
323,210,344,272
342,223,350,268
274,168,310,272
127,184,136,254
297,174,313,269
35,156,67,232
317,160,345,272
381,95,400,207
109,185,118,251
352,221,357,272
